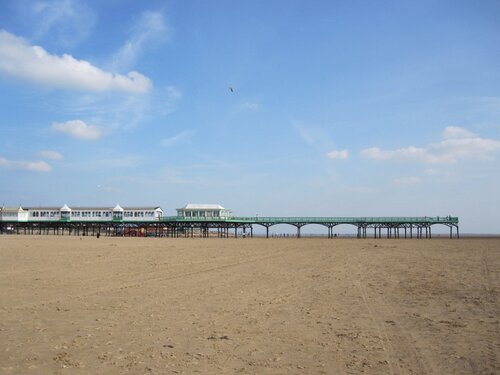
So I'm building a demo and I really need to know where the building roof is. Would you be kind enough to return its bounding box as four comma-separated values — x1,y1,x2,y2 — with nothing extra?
23,206,161,211
122,207,163,211
23,207,61,211
178,204,227,210
25,206,112,211
60,207,114,211
1,206,27,213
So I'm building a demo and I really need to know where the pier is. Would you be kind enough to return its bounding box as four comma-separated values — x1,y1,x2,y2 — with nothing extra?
1,216,459,239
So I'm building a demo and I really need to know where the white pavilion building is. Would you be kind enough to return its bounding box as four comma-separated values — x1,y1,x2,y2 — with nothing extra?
176,204,232,219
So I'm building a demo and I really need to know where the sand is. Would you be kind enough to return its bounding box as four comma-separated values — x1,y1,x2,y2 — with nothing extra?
0,236,499,374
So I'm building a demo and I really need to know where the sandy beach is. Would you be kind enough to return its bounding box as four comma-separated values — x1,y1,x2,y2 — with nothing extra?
0,236,499,374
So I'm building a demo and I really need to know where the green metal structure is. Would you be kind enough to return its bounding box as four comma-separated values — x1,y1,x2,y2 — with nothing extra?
159,216,459,239
162,216,458,224
1,215,459,239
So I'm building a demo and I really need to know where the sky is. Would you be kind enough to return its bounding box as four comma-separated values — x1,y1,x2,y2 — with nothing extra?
0,0,500,233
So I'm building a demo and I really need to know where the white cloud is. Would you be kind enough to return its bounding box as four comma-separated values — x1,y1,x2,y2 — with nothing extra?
161,130,195,147
38,150,63,160
442,126,475,139
326,149,349,160
31,0,96,46
112,11,170,71
0,157,51,172
52,120,103,140
431,136,500,161
361,146,438,162
362,126,500,164
0,30,151,93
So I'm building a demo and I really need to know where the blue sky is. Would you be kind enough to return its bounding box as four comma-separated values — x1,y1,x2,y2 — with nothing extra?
1,0,500,233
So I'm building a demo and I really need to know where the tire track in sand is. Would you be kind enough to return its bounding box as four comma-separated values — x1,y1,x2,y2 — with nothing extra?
479,247,500,374
356,262,437,375
5,250,291,311
344,254,399,375
348,248,441,375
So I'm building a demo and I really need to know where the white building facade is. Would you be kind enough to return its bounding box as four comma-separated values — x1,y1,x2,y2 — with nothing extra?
3,205,163,222
0,207,29,222
176,204,232,219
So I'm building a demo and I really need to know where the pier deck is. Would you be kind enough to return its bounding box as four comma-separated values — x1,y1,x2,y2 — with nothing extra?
1,216,459,238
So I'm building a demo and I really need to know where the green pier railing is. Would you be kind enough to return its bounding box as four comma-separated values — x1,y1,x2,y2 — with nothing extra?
160,216,459,225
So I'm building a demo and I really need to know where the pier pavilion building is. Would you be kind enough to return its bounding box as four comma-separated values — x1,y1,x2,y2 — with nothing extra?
0,206,29,222
176,204,232,219
0,205,162,222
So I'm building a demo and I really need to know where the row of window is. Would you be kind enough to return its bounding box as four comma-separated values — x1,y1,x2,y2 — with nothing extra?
122,211,156,217
70,211,113,217
183,211,222,217
32,211,58,217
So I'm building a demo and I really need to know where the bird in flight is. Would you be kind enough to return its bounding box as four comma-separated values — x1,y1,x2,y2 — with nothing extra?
229,86,234,93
